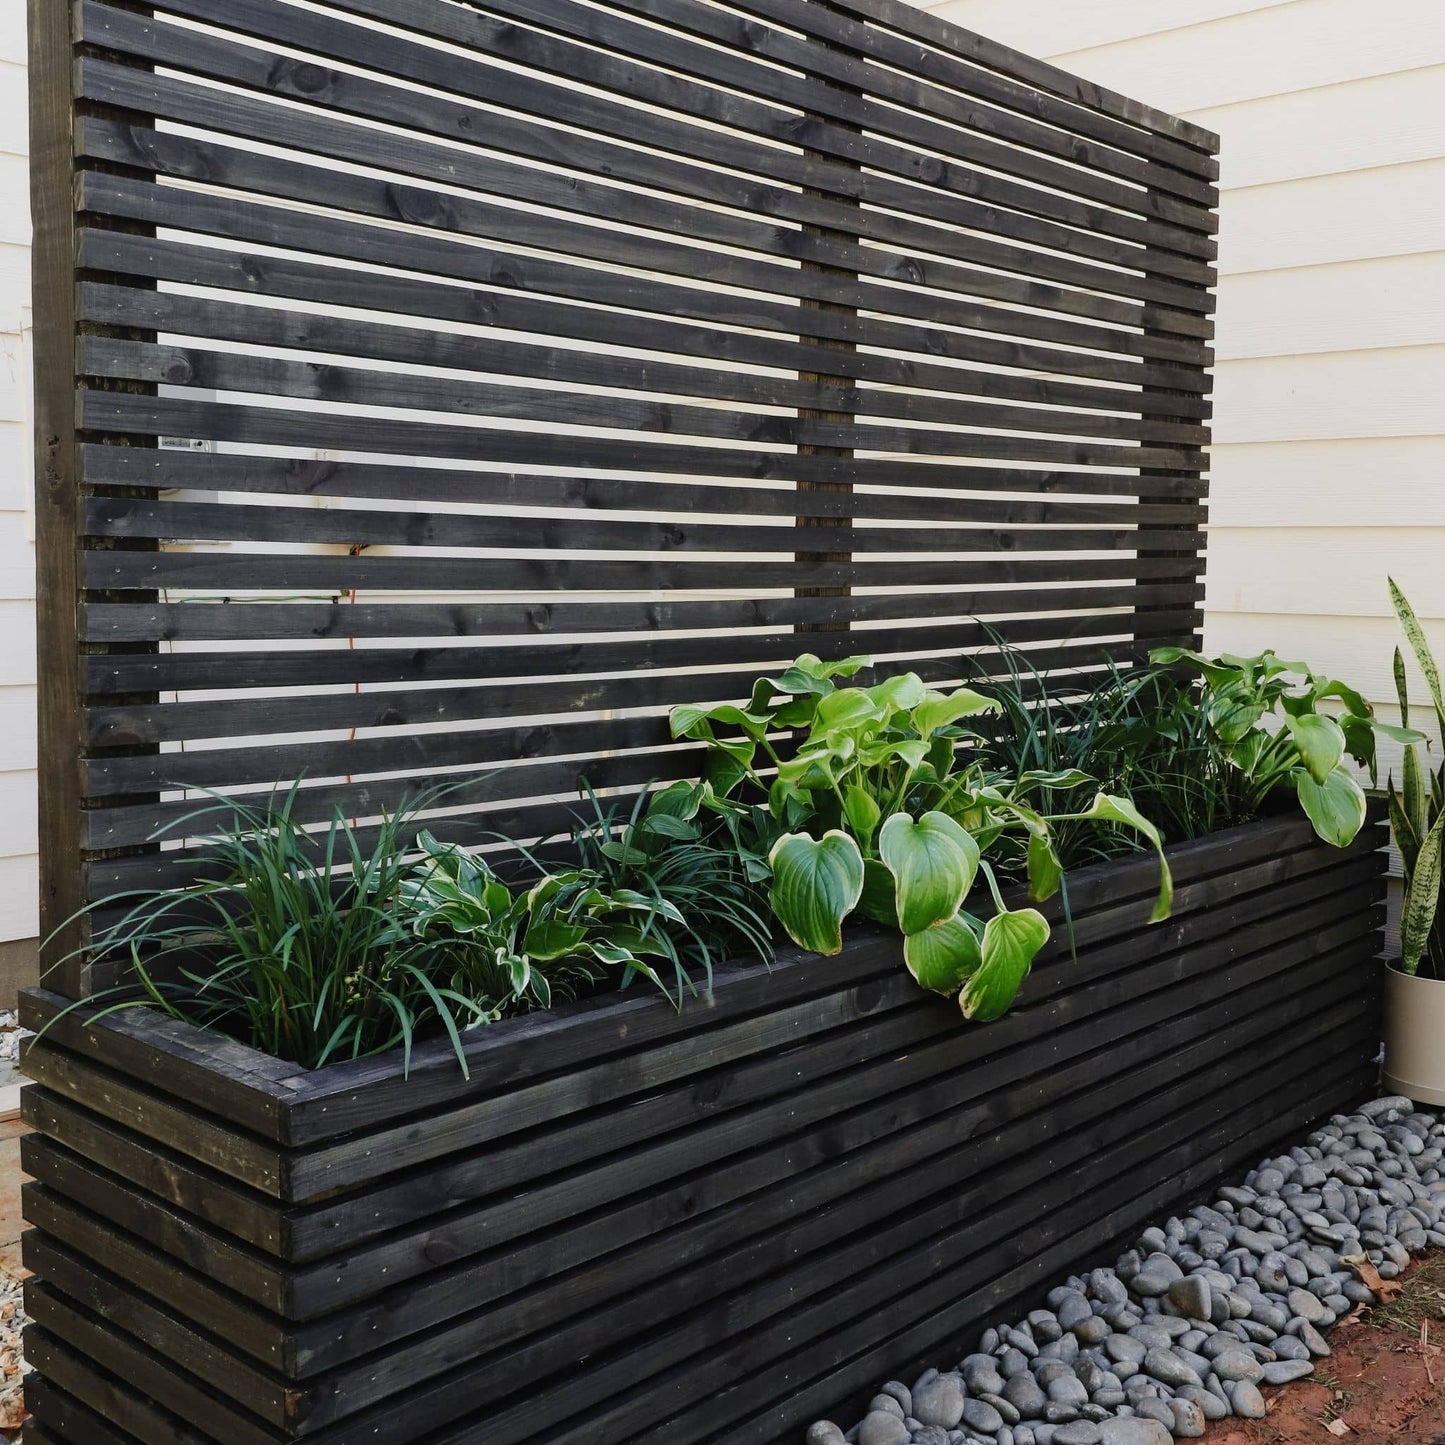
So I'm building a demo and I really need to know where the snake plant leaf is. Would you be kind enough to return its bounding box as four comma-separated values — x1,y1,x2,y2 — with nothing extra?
903,912,983,995
1391,578,1445,729
960,908,1050,1022
842,785,881,846
1293,763,1368,848
879,811,981,934
1286,712,1346,785
767,830,864,956
912,687,998,738
1402,809,1445,976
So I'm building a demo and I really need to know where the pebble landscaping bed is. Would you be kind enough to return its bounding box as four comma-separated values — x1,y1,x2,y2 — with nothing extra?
807,1095,1445,1445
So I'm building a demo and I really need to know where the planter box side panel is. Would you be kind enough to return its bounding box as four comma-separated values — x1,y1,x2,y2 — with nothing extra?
20,821,1387,1445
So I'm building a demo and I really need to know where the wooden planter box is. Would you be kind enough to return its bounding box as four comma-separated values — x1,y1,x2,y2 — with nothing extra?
17,813,1386,1445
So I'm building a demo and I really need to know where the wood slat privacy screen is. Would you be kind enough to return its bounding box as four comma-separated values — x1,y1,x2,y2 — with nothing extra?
34,0,1219,994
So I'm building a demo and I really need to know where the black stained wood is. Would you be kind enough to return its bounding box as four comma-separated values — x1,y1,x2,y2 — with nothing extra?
79,2,1217,279
27,0,87,998
18,822,1382,1443
41,0,1217,1122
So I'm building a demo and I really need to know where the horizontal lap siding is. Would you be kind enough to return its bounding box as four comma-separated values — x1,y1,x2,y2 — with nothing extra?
54,0,1216,918
19,820,1386,1444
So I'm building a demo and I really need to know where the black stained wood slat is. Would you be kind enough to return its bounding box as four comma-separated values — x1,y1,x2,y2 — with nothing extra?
77,172,1215,388
80,580,1203,654
81,543,1205,600
305,0,1218,234
80,285,1211,446
83,0,1218,272
73,133,1212,379
75,109,1215,332
19,1017,1375,1445
80,629,1195,751
80,387,1212,491
24,978,1375,1440
408,1013,1378,1445
783,0,1220,159
440,0,1218,209
80,338,1204,470
82,495,1203,561
21,842,1384,1265
83,604,1198,700
76,224,1215,421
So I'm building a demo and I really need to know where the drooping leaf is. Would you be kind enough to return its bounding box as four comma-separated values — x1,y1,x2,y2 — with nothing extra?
767,830,864,956
668,702,771,740
1294,763,1368,848
1402,809,1445,976
1286,712,1346,785
1056,793,1173,922
903,912,983,995
960,908,1050,1022
878,811,981,934
913,687,998,738
1026,830,1064,903
1208,692,1265,745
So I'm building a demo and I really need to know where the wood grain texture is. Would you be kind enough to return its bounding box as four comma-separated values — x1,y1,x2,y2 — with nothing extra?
18,819,1386,1443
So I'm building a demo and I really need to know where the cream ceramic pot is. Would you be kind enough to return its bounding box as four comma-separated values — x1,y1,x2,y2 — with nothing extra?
1382,962,1445,1106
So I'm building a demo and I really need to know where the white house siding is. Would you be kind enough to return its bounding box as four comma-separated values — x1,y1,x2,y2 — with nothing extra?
0,3,36,982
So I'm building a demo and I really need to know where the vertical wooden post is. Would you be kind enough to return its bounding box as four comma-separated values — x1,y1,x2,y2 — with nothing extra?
795,0,858,640
1138,188,1214,659
30,0,88,998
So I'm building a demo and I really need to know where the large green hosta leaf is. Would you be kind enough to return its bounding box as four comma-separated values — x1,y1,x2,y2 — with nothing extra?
903,912,983,995
767,830,864,956
960,908,1050,1022
1286,712,1345,785
878,811,980,934
1293,763,1367,848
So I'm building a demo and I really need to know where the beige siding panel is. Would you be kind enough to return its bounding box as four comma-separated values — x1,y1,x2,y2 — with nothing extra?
0,10,22,69
1205,526,1441,619
0,688,36,773
0,774,35,862
1219,161,1445,275
1210,438,1445,527
0,857,37,942
1212,346,1445,444
0,420,27,515
0,156,28,247
1192,67,1445,191
1048,0,1445,115
0,604,34,685
0,62,25,158
919,0,1297,58
1216,253,1445,361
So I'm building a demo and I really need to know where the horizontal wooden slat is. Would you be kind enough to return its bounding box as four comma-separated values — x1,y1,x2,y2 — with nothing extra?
75,225,1215,421
79,1,1217,271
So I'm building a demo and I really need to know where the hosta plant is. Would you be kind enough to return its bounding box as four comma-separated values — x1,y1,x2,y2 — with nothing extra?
397,831,683,1010
1152,645,1417,848
1387,580,1445,979
672,656,1171,1022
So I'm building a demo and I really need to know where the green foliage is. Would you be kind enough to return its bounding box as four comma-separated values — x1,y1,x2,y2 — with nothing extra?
1388,579,1445,979
1153,645,1416,848
567,780,774,998
672,655,1171,1022
82,789,495,1074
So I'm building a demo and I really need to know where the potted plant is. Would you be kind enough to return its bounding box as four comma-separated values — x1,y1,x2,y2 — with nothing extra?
1383,580,1445,1102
